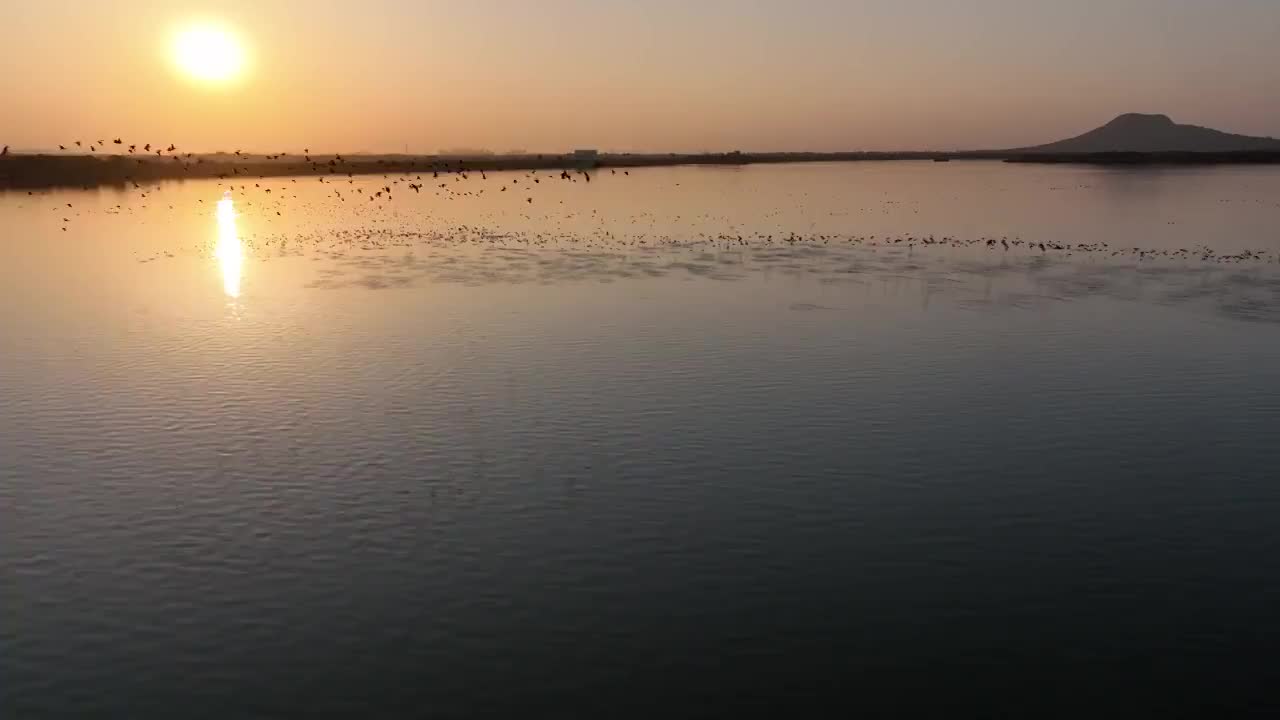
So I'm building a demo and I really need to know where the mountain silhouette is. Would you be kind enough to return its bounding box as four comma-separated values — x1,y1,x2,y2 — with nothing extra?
1015,113,1280,153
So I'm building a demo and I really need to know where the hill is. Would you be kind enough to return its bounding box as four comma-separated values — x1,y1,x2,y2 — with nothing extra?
1014,113,1280,153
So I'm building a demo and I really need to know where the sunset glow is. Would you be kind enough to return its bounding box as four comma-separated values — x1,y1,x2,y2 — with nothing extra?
173,24,245,84
1,2,1272,153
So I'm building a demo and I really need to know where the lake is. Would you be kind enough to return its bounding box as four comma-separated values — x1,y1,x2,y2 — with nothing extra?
4,161,1280,717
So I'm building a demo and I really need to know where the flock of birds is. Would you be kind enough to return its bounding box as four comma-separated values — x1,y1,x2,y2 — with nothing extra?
19,137,649,190
76,139,176,154
12,139,1280,271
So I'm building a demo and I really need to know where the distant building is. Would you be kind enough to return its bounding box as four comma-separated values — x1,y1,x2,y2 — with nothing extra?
571,149,599,168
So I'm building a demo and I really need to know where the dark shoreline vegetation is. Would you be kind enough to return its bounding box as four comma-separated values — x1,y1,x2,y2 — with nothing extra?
4,149,1280,189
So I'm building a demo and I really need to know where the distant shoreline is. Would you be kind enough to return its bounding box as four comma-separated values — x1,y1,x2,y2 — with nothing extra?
4,150,1280,189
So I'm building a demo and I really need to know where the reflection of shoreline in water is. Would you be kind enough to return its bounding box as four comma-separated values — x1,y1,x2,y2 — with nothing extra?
215,192,243,298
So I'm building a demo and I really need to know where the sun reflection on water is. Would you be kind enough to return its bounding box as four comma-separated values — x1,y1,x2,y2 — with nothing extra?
215,191,243,298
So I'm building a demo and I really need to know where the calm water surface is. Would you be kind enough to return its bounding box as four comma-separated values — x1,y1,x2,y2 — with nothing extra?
4,162,1280,717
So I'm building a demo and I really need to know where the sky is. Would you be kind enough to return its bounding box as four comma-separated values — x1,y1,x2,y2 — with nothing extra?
3,0,1279,153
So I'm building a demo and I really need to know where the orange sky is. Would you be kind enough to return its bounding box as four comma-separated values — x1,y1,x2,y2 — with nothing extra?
4,0,1279,153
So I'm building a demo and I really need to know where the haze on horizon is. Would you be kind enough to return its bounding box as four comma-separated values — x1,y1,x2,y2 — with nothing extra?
4,0,1279,154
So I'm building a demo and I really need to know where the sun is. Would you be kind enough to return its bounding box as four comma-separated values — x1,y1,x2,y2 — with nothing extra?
173,24,246,83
